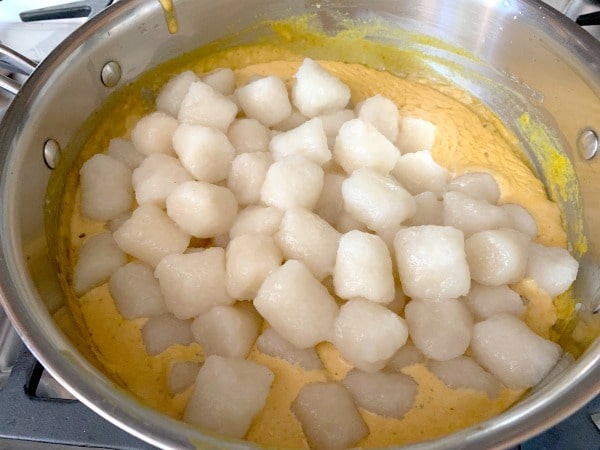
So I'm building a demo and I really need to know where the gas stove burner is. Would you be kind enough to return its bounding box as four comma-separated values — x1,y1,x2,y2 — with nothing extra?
0,349,154,449
552,0,600,42
577,10,600,26
19,0,113,22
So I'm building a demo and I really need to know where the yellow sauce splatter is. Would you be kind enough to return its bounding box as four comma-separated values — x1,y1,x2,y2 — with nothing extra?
158,0,178,34
518,112,588,256
48,17,585,450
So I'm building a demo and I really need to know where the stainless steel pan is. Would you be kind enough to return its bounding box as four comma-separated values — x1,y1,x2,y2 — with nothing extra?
1,0,599,448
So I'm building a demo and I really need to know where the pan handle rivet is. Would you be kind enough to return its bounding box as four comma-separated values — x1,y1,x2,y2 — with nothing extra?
43,139,61,169
577,128,598,160
101,61,121,88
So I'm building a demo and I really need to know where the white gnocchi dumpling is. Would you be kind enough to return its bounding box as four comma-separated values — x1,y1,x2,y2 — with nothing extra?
141,314,194,356
291,381,368,450
443,191,510,237
525,242,579,298
406,191,443,226
373,223,402,260
385,289,409,315
227,118,270,154
106,138,144,170
272,109,308,132
395,116,436,153
166,181,238,238
269,117,331,166
333,230,395,303
394,226,471,300
131,153,194,208
333,118,400,175
184,355,274,438
256,327,323,371
109,262,168,319
275,208,341,281
73,232,127,295
448,172,500,204
292,58,351,118
462,283,525,321
501,203,538,239
333,299,408,372
79,154,133,221
191,304,261,358
168,361,201,395
404,298,473,361
254,260,339,349
342,369,417,419
201,67,235,96
471,314,561,389
227,152,273,206
156,70,200,117
355,94,400,143
336,210,368,233
178,80,238,131
228,206,283,239
210,234,230,249
172,124,235,183
154,248,233,319
260,155,324,211
236,76,292,127
113,204,190,267
428,356,501,398
465,228,530,286
130,111,179,156
106,211,132,233
225,234,283,300
392,150,448,197
342,168,415,232
314,172,345,227
384,339,427,372
318,108,355,149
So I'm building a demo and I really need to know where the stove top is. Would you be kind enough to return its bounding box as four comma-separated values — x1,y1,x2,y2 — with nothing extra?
0,1,599,449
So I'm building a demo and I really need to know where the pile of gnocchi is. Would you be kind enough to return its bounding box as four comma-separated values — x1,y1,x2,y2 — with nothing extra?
73,57,579,449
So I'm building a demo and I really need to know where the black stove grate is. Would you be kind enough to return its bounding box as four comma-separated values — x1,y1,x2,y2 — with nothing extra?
0,347,155,450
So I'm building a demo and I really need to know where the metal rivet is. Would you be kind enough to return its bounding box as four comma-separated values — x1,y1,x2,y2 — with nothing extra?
577,128,598,160
100,61,121,88
43,139,61,169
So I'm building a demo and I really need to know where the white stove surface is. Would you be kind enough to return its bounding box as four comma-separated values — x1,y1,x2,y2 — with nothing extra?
0,0,86,118
0,0,83,56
